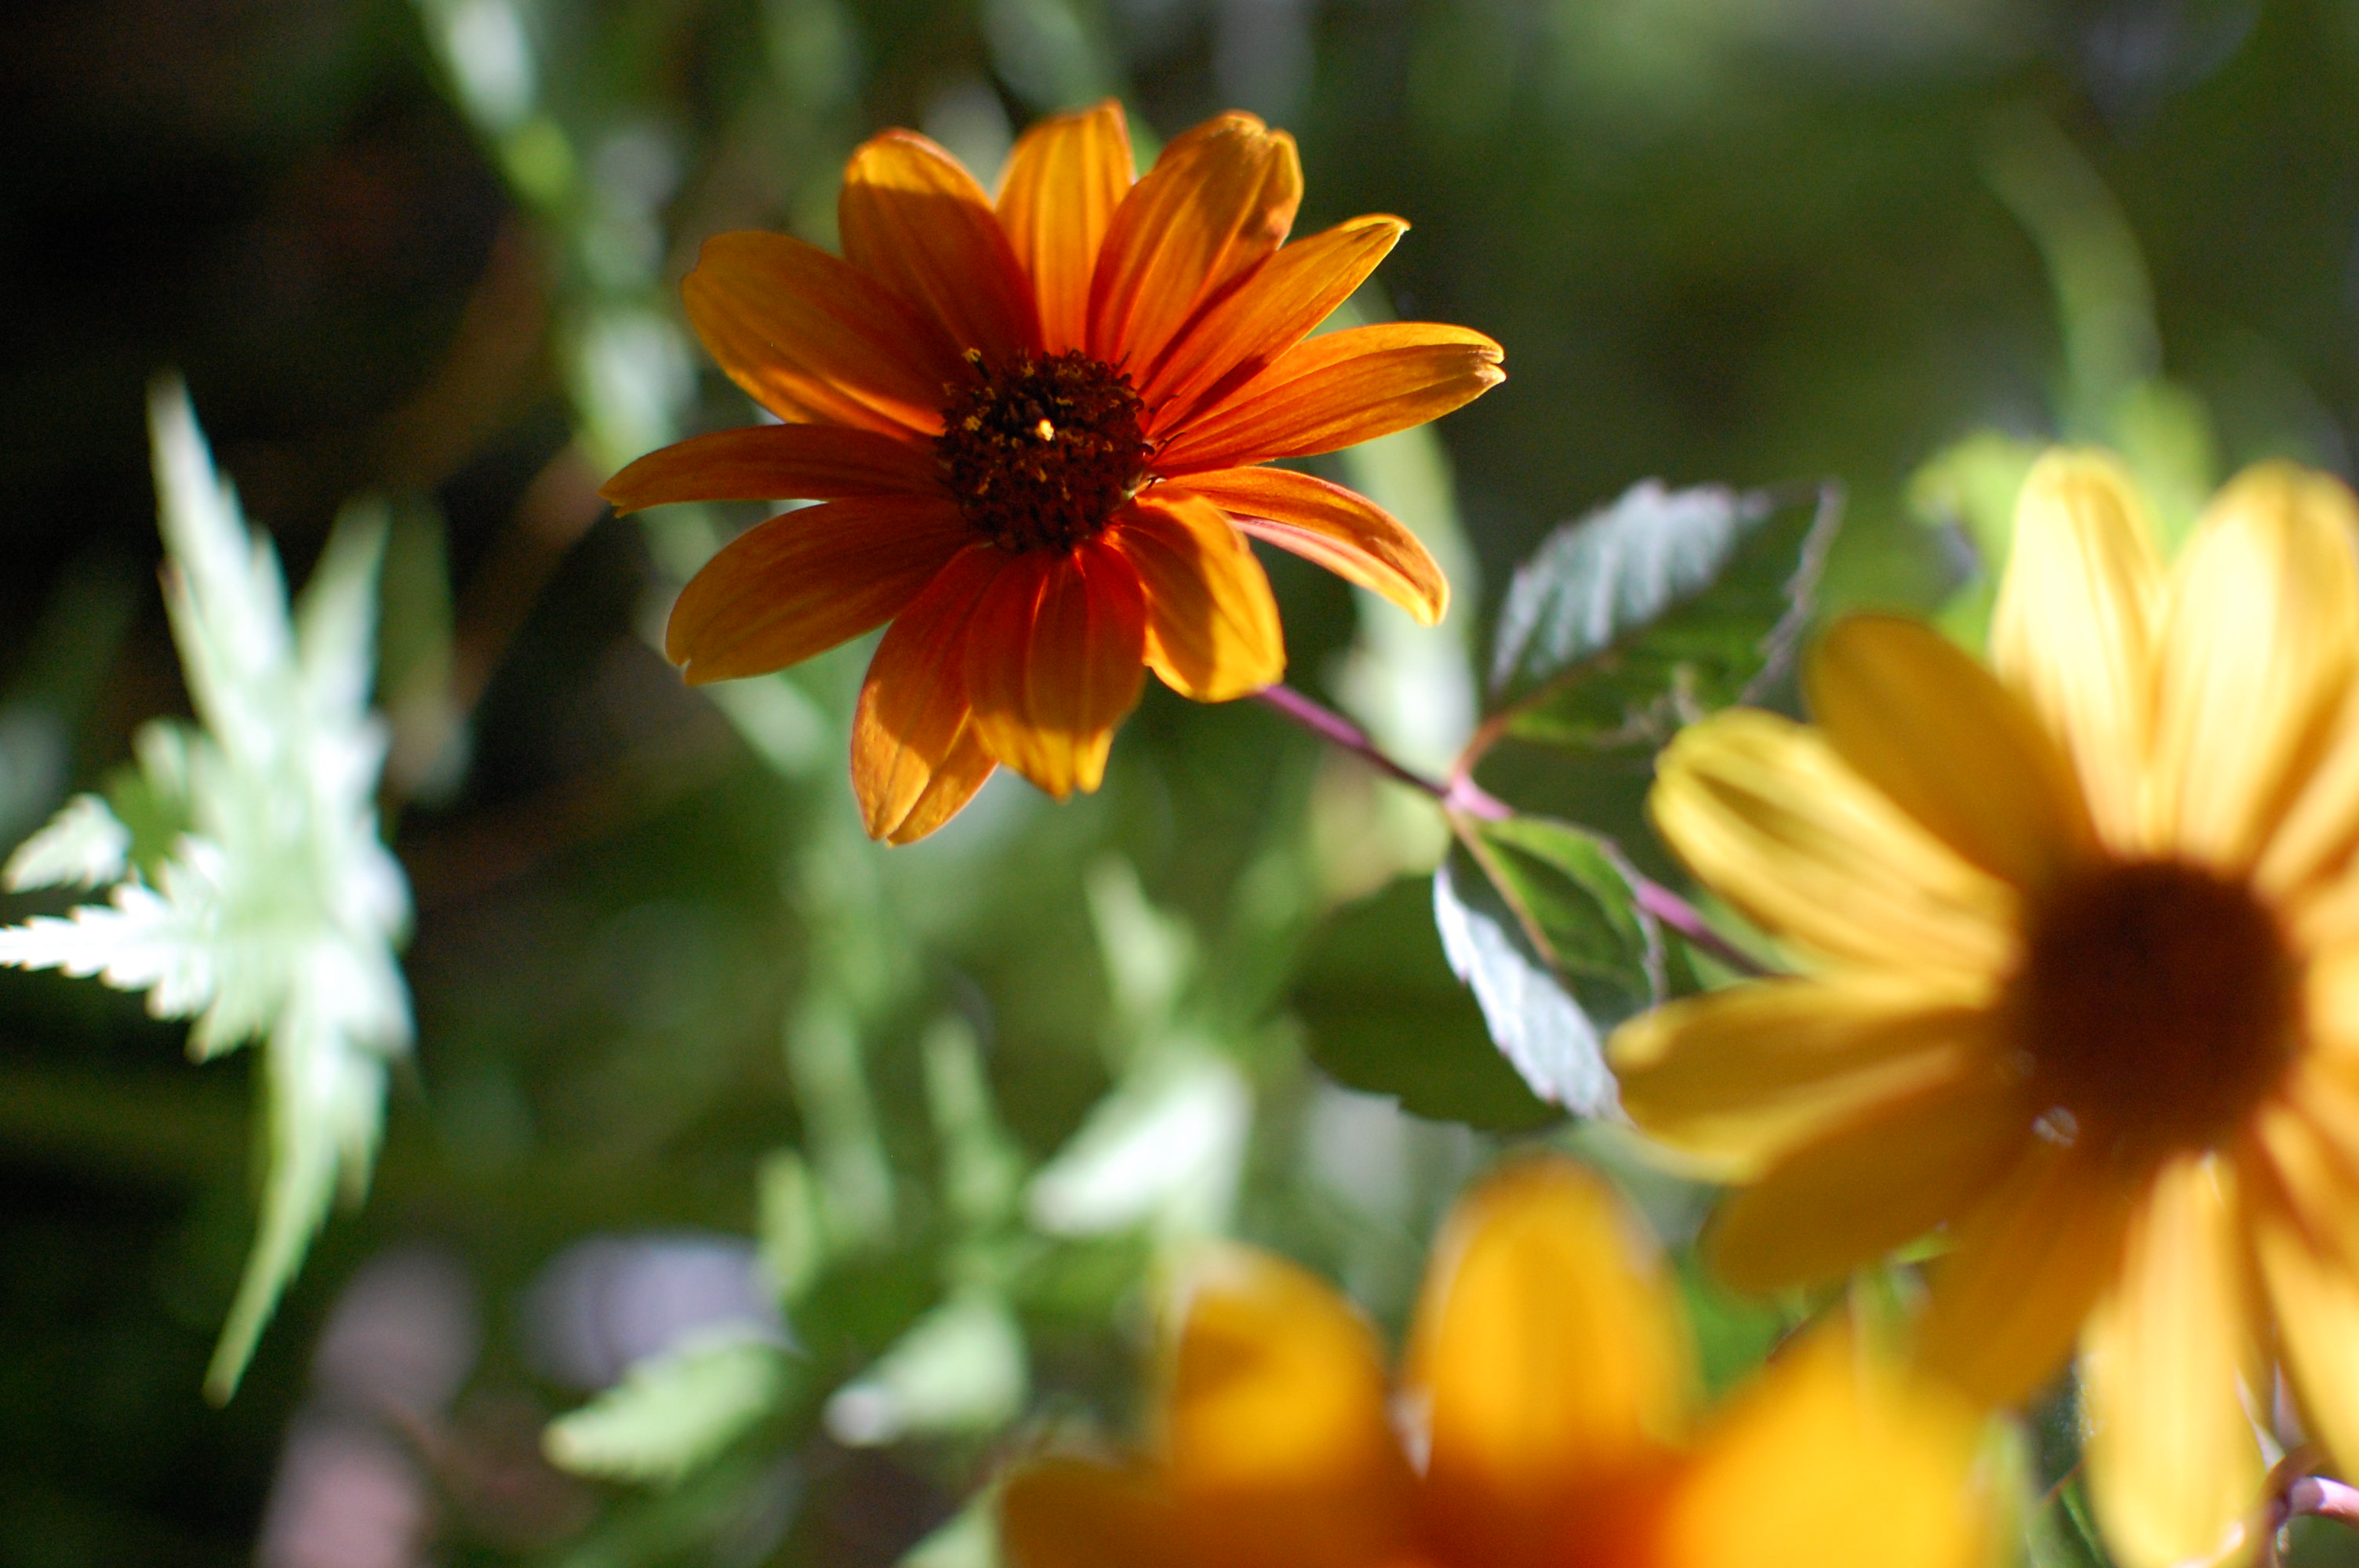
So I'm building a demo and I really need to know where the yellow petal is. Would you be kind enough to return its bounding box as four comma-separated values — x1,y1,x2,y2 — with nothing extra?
2150,462,2359,871
1152,323,1503,474
1179,465,1448,626
1610,978,1993,1181
663,495,971,683
1107,491,1284,702
1000,1458,1187,1568
998,100,1133,354
1917,1142,2135,1408
2252,1173,2359,1483
1142,215,1407,434
961,539,1147,797
841,129,1039,362
1161,1246,1421,1568
1807,614,2095,895
852,544,1000,841
601,423,939,513
1708,1069,2025,1294
2077,1156,2265,1568
682,230,964,436
1089,112,1301,377
1654,1327,1986,1568
2263,683,2359,906
1405,1159,1692,1568
1990,449,2163,851
1648,709,2020,984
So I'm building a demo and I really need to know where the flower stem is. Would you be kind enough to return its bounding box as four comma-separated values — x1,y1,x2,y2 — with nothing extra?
2262,1450,2359,1566
1253,683,1768,978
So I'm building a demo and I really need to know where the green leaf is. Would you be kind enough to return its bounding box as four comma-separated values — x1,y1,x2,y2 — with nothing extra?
1434,817,1660,1116
543,1331,791,1486
1482,481,1838,750
0,380,412,1400
1289,876,1558,1131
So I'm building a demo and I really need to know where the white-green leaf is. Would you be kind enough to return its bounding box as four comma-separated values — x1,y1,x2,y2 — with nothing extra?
2,793,130,891
544,1331,791,1485
0,379,413,1400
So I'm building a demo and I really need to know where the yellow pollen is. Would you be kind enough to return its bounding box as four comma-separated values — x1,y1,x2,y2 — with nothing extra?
1036,419,1056,441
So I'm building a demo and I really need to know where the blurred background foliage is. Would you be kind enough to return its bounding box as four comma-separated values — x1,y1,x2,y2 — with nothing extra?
2,0,2357,1562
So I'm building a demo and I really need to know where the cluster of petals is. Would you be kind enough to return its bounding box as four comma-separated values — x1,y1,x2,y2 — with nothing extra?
603,100,1502,841
1611,452,2359,1566
1000,1158,1986,1568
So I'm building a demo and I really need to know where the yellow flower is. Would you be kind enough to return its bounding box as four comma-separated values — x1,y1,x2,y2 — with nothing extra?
602,101,1502,842
999,1159,1986,1568
1611,452,2359,1566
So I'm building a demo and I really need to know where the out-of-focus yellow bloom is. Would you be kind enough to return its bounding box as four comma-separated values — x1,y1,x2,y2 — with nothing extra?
1611,452,2359,1566
602,100,1499,842
998,1159,1986,1568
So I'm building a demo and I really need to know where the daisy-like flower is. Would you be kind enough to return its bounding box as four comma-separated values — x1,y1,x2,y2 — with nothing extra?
1000,1158,1986,1568
602,100,1502,841
1610,452,2359,1566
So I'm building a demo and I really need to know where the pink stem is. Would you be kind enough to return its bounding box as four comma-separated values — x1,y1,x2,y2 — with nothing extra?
1253,684,1768,978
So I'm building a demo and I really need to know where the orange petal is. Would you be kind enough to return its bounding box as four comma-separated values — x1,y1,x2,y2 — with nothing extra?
998,100,1133,354
1917,1141,2135,1409
1001,1458,1187,1568
683,230,965,437
1708,1069,2026,1294
1405,1159,1692,1568
885,728,996,844
2081,1156,2264,1568
1142,215,1406,433
961,540,1147,797
663,495,970,683
601,423,939,512
1107,491,1283,702
1088,112,1301,378
1159,1246,1421,1568
852,544,1001,840
1656,1327,1987,1568
1178,465,1448,626
1807,615,2097,895
1152,323,1503,474
841,129,1039,363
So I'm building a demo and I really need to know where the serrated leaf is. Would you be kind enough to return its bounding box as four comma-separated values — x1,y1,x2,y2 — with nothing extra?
1434,818,1661,1116
3,793,131,890
544,1331,791,1485
1483,481,1838,750
0,379,412,1400
823,1289,1027,1446
1289,877,1557,1131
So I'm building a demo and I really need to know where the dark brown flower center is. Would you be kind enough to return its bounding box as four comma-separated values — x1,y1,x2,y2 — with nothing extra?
936,349,1150,552
2014,859,2298,1167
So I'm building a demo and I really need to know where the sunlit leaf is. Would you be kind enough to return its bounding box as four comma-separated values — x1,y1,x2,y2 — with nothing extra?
544,1330,792,1485
1433,816,1660,1116
3,792,130,891
0,379,411,1399
823,1289,1028,1446
1481,480,1838,750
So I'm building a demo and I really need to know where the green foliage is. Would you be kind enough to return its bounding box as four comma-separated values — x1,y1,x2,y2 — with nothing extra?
0,383,410,1400
1482,480,1841,750
544,1331,794,1486
1290,877,1557,1131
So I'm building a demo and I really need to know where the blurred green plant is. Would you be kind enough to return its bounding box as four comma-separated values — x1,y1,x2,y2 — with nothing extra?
0,382,410,1400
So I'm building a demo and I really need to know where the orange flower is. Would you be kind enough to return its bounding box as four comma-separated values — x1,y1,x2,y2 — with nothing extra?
602,101,1503,841
999,1159,1988,1568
